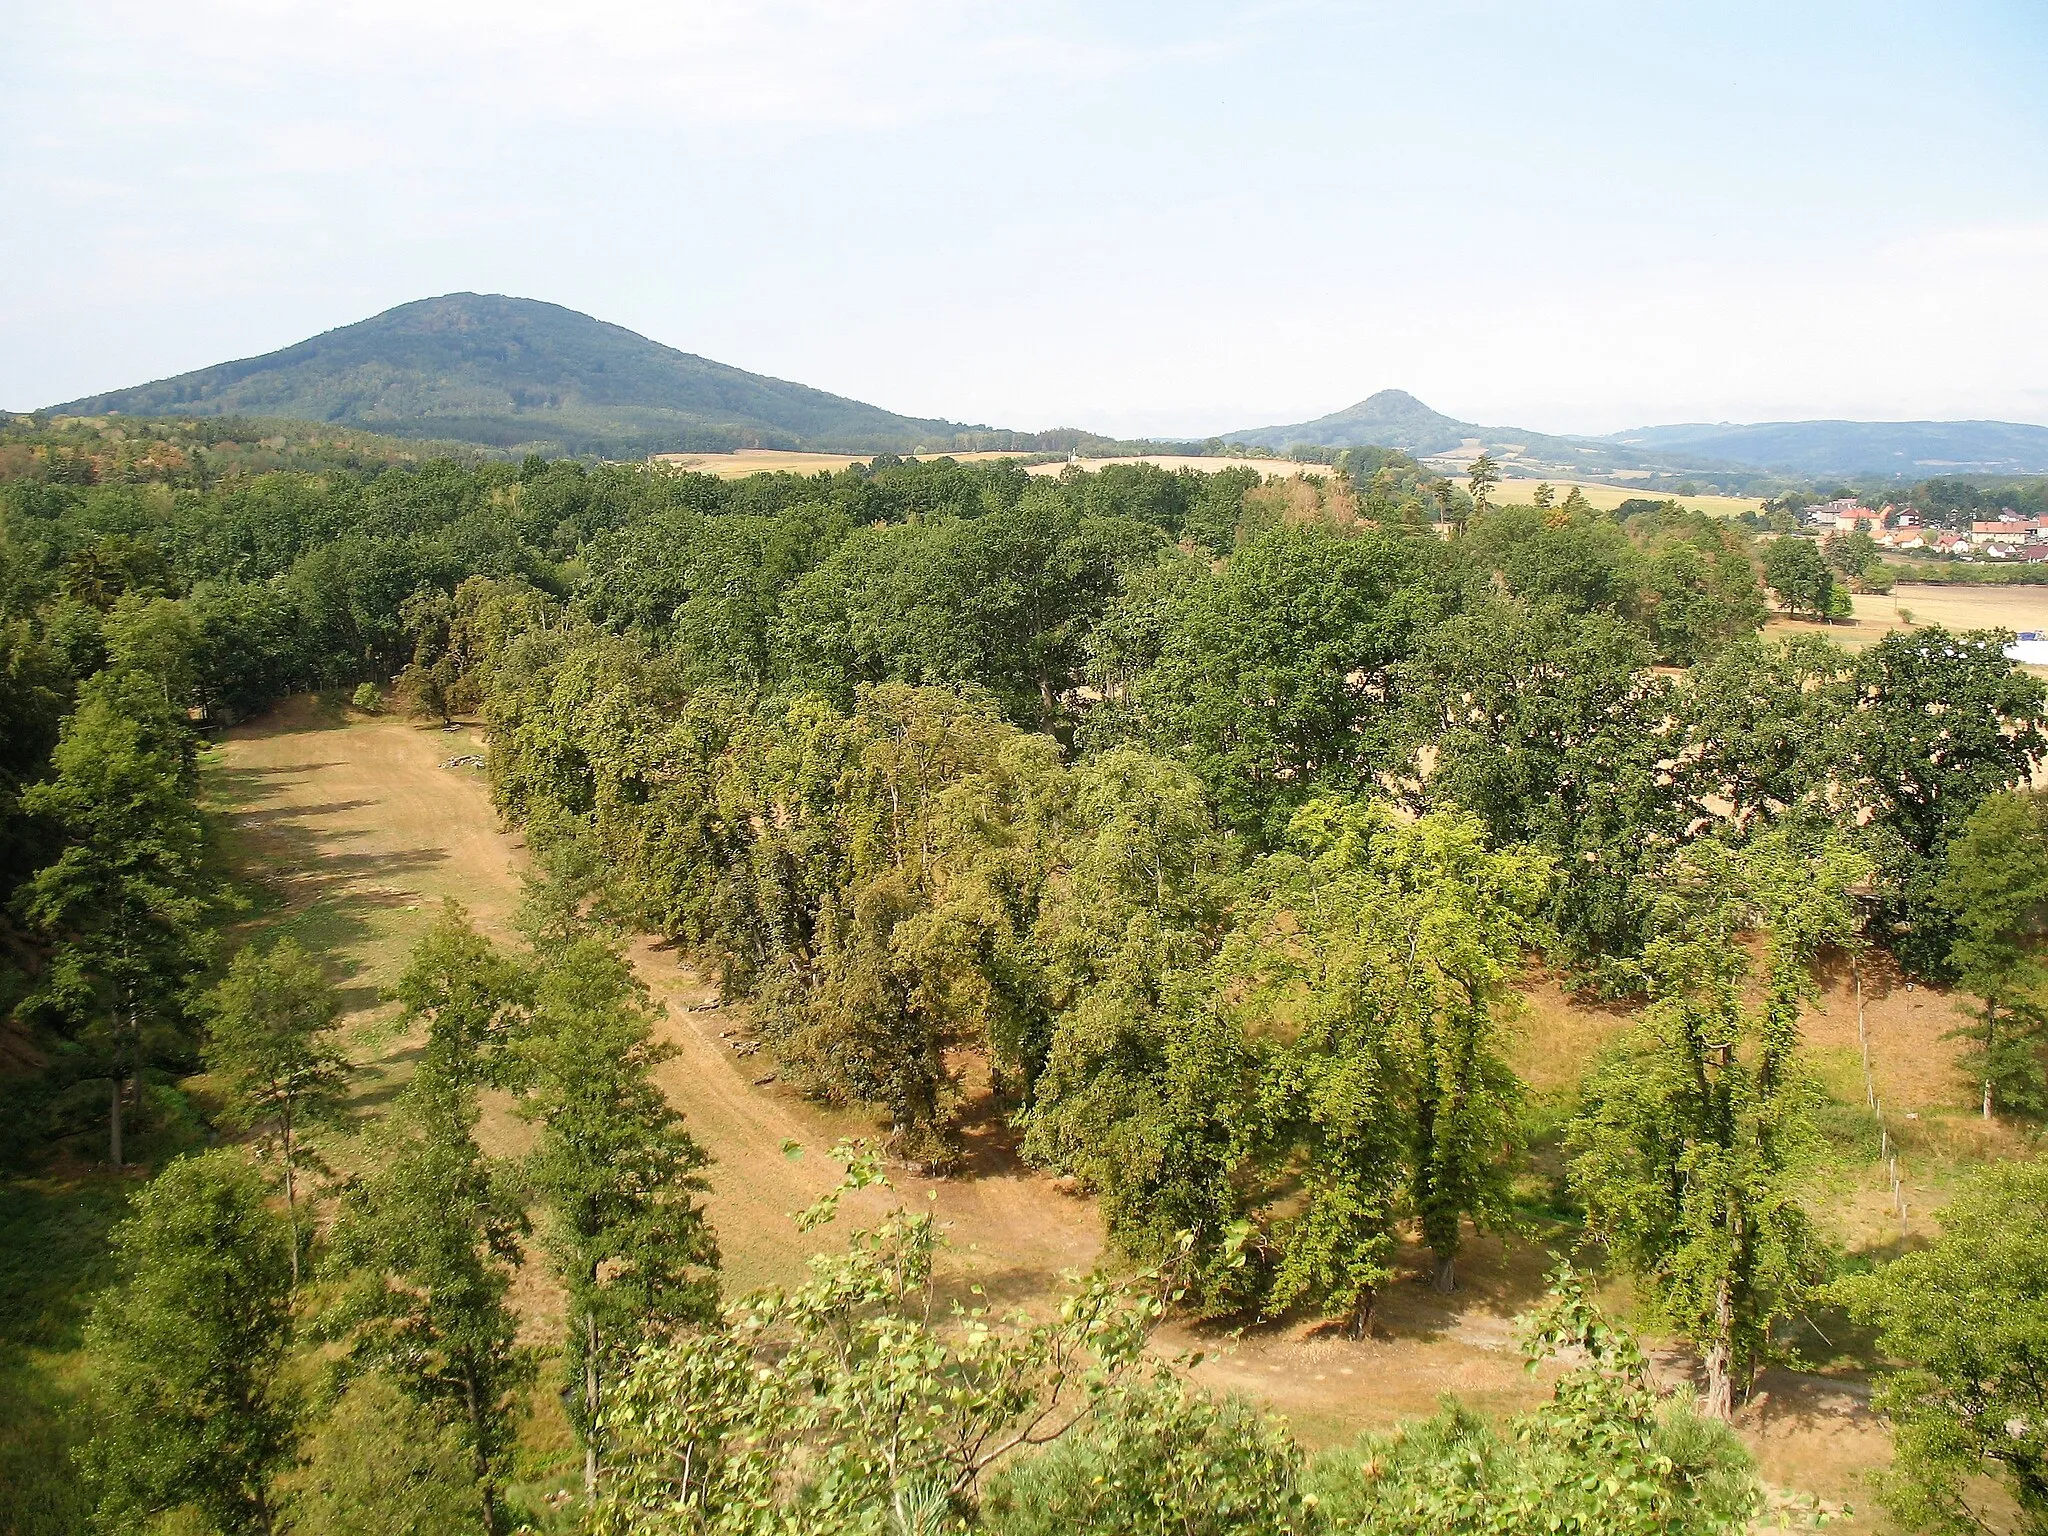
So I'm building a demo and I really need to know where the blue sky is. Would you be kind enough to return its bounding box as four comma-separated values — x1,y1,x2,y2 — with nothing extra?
4,1,2045,436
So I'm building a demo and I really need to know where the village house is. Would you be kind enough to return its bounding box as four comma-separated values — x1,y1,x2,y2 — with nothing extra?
1972,515,2041,546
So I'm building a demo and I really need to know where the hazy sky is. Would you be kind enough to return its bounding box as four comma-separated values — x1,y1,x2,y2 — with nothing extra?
5,1,2046,437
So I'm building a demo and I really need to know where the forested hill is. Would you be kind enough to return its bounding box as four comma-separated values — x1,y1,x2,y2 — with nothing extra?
46,294,988,459
1224,390,2048,478
1608,417,2048,476
1222,389,1476,453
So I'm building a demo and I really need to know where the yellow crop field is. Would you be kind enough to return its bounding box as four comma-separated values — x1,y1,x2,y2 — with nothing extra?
647,447,1030,478
1492,477,1763,518
648,448,1341,481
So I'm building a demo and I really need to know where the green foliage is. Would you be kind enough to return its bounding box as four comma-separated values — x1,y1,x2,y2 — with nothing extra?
325,1064,530,1533
202,940,350,1284
390,900,532,1088
283,1373,484,1536
1674,634,1851,834
1830,1157,2048,1536
1098,523,1449,845
1761,536,1834,618
596,1142,1179,1536
1229,800,1551,1317
78,1151,296,1535
1569,832,1867,1415
1935,790,2048,1117
514,935,719,1487
981,1375,1305,1536
1836,626,2048,974
1399,597,1674,969
16,669,212,1164
775,491,1163,726
1307,1266,1756,1536
348,681,383,714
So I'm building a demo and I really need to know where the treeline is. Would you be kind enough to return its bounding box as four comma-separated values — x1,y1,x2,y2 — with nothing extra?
0,412,493,489
9,445,2048,1533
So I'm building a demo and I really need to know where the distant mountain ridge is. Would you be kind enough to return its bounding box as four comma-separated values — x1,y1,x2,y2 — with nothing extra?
43,294,2048,477
1224,391,2048,479
49,294,986,458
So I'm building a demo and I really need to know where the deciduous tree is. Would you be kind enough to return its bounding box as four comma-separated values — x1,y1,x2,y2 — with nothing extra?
515,936,719,1492
79,1151,297,1535
1934,790,2048,1118
204,938,351,1285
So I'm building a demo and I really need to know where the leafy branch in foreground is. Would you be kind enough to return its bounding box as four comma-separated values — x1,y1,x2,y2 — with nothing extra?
595,1139,1192,1535
1304,1261,1758,1536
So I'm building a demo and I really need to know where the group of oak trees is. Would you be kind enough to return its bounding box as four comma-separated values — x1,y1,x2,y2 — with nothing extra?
8,443,2048,1533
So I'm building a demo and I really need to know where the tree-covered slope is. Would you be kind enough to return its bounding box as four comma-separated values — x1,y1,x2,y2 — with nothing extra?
48,294,980,458
1608,418,2048,476
1221,389,1475,453
1224,389,2048,478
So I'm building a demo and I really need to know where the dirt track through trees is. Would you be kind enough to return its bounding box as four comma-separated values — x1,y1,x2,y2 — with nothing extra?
208,704,1899,1506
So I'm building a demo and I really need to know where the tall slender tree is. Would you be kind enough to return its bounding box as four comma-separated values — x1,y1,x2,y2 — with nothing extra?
515,936,719,1492
17,670,210,1165
204,938,351,1285
327,1063,531,1534
79,1150,297,1535
1569,831,1866,1416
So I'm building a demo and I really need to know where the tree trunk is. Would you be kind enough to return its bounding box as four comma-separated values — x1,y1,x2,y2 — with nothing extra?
465,1366,500,1535
583,1309,601,1494
1702,1277,1735,1420
1349,1291,1376,1339
1984,1002,1997,1121
1431,1251,1457,1294
282,1107,300,1289
108,1074,124,1168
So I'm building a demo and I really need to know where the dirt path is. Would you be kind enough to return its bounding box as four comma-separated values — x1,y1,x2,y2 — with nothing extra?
206,704,1894,1506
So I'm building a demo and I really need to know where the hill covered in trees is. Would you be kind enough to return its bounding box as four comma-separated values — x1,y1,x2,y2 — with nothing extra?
45,294,1004,459
1225,392,2048,479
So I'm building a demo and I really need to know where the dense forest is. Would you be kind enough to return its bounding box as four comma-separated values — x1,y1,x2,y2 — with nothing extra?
3,433,2047,1536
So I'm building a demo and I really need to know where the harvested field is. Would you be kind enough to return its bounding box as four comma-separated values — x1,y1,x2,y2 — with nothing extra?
1023,454,1335,479
1491,477,1763,518
647,447,1030,477
644,447,1342,481
1764,582,2048,675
